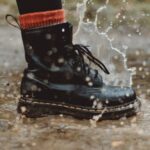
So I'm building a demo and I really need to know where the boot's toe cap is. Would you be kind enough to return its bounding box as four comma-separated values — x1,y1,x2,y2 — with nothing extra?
100,85,136,107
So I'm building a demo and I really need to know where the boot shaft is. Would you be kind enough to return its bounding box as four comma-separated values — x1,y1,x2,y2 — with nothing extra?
21,22,73,68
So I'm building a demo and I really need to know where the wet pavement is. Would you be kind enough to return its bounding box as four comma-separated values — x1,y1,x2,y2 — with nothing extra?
0,26,149,150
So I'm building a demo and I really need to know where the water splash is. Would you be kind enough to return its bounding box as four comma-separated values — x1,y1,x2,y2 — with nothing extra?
74,0,133,87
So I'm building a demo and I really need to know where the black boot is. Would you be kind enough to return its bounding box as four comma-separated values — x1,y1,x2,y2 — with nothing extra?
17,22,141,119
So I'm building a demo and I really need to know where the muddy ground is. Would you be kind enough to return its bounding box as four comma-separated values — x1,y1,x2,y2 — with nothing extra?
0,24,149,150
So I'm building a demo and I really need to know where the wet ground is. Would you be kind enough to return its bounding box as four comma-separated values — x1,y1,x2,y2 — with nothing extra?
0,26,149,150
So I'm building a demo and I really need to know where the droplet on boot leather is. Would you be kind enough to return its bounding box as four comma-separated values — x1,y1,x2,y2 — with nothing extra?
105,99,109,104
31,85,38,91
85,76,91,82
62,28,65,32
76,67,81,72
88,82,93,87
90,95,96,100
126,93,130,97
52,47,58,53
26,44,32,50
48,50,53,56
45,34,52,40
97,102,103,109
27,73,34,79
93,100,97,108
58,58,65,64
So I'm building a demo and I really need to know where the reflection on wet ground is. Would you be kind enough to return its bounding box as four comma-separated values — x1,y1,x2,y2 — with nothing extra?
0,27,149,150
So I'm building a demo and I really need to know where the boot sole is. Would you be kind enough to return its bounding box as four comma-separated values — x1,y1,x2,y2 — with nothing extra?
17,98,141,120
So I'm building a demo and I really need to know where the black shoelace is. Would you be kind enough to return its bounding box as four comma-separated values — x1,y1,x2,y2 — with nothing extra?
73,44,110,75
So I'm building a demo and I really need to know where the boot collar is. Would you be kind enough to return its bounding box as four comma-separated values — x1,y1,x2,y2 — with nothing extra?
22,22,73,47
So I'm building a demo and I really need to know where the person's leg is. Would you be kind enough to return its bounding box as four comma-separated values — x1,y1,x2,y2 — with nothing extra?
16,0,65,29
16,0,63,14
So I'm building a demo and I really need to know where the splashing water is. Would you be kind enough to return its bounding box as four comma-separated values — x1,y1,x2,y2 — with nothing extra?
73,0,133,87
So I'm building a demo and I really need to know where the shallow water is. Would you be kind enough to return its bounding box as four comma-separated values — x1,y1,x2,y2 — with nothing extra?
0,25,149,150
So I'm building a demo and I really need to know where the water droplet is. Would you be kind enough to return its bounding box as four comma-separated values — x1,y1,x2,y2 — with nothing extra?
142,61,147,66
122,45,128,50
97,102,103,109
105,100,109,104
31,142,36,146
59,114,64,117
88,82,93,87
135,51,140,56
123,16,126,19
31,85,38,91
76,67,81,72
128,34,131,37
126,93,130,97
138,67,143,71
58,58,65,64
120,121,124,126
62,28,65,32
112,141,124,148
44,80,49,84
4,62,9,68
85,76,91,82
90,95,95,100
45,34,52,40
21,106,27,113
52,47,58,53
48,50,53,56
27,73,34,79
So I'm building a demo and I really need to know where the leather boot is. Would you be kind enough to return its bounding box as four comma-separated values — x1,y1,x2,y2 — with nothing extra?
17,22,141,119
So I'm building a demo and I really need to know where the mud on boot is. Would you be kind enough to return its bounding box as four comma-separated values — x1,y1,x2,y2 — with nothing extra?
17,22,141,120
